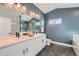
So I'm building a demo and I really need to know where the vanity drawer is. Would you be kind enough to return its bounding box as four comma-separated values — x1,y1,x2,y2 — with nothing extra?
0,42,26,56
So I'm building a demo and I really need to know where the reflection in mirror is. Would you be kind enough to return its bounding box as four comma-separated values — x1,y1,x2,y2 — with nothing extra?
0,17,18,36
0,5,19,37
20,13,41,33
20,13,33,32
0,17,11,36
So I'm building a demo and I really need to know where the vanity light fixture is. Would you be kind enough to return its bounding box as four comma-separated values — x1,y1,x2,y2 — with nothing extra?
16,3,27,14
1,3,39,19
35,13,38,17
9,3,14,5
17,3,21,8
22,6,26,12
16,3,22,12
5,3,26,13
32,12,36,16
30,11,33,16
6,3,15,9
30,11,40,19
37,14,40,19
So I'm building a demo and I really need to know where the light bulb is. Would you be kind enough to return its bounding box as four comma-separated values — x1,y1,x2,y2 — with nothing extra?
30,11,33,16
32,12,35,16
9,3,14,5
37,14,40,19
16,3,21,12
17,3,21,8
22,6,26,12
35,13,37,16
6,3,15,9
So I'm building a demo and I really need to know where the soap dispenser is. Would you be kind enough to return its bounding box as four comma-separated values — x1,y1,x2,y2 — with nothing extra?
16,32,18,37
17,32,20,38
16,32,20,38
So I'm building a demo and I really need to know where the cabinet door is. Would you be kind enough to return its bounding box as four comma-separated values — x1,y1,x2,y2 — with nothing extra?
23,38,42,56
35,34,46,54
0,42,26,56
24,34,46,56
40,34,46,47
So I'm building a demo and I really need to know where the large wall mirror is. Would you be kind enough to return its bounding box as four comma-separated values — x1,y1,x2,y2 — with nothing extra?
20,13,41,33
0,3,42,37
0,7,18,36
0,16,18,36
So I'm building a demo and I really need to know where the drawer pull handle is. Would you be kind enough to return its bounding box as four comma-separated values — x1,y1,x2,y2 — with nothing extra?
26,48,28,53
23,49,25,55
42,40,44,42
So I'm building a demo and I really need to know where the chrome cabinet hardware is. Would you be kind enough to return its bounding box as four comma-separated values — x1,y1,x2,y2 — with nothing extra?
42,39,44,42
23,49,25,55
26,48,28,53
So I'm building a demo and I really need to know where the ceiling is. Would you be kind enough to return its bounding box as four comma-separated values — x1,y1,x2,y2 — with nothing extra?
34,3,79,14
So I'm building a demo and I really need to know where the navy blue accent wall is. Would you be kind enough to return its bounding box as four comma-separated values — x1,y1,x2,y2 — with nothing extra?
46,7,79,44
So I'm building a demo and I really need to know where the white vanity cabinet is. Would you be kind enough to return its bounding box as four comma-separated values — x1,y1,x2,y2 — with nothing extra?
73,34,79,56
0,42,25,56
0,34,46,56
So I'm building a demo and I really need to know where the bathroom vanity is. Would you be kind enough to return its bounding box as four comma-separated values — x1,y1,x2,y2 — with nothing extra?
0,33,46,56
73,34,79,56
0,13,46,56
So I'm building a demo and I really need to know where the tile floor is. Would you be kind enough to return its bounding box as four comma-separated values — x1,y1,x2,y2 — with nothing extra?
37,43,76,56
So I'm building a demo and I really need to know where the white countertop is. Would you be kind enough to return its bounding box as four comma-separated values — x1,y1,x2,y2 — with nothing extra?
0,33,43,49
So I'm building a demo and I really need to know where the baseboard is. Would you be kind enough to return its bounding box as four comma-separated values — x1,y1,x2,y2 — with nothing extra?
46,39,73,47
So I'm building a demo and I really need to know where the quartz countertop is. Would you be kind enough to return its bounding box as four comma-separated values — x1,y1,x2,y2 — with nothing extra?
0,33,43,49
